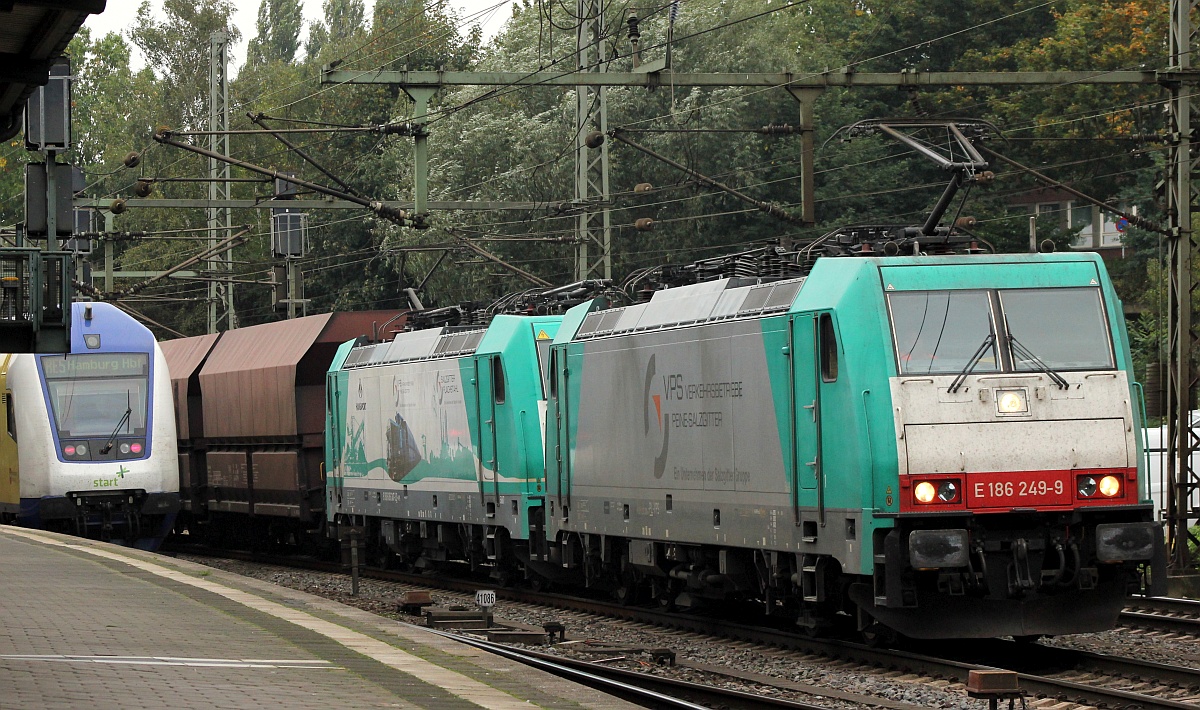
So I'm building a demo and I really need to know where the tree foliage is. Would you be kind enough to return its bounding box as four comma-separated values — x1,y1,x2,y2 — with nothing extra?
247,0,304,67
5,0,1177,344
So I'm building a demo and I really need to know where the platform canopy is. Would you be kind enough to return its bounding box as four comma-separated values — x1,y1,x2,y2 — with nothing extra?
0,0,104,140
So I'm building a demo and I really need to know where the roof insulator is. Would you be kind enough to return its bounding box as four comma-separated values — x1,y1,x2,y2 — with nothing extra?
626,13,641,42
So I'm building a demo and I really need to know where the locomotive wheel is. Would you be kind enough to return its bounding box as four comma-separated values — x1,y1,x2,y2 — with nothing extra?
653,580,678,611
861,622,897,648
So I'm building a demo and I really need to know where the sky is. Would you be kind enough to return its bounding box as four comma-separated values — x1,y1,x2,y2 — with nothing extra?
82,1,515,71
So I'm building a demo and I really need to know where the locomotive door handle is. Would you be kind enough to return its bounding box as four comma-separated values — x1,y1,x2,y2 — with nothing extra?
803,400,816,421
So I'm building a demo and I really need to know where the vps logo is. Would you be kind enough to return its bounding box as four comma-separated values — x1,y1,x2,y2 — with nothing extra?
643,354,669,479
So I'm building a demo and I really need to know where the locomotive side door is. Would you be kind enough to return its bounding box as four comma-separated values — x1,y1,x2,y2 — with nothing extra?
474,355,502,515
546,345,572,511
325,370,344,507
790,313,823,526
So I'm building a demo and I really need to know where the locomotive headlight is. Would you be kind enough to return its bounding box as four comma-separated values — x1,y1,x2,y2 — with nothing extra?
937,481,959,502
1099,475,1122,497
1078,475,1098,497
914,481,938,504
996,389,1028,414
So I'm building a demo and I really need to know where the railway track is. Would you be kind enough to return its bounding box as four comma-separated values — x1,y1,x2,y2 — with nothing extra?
1122,595,1200,635
431,630,837,710
167,545,1200,709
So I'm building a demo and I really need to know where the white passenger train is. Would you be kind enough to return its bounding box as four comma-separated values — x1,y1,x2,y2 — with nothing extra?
2,302,179,549
1145,415,1200,522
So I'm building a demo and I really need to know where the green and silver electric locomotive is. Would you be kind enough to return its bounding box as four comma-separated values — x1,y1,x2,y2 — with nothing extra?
542,252,1163,639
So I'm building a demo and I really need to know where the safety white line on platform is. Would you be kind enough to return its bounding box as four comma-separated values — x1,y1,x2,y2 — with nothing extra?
0,654,333,669
1,528,535,710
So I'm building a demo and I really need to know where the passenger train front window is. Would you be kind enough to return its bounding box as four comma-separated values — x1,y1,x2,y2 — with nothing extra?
40,353,149,438
888,290,998,375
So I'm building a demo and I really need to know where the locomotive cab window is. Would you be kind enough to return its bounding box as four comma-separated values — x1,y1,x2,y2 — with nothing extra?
999,287,1114,370
888,290,998,375
491,357,506,404
888,286,1115,376
819,314,838,382
535,336,552,397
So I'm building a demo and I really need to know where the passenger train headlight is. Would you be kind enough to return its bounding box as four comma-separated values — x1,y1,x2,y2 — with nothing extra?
914,481,937,504
996,389,1029,414
119,443,130,454
75,443,87,457
1098,475,1121,497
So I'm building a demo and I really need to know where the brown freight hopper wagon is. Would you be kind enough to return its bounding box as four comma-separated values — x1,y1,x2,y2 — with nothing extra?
162,311,402,549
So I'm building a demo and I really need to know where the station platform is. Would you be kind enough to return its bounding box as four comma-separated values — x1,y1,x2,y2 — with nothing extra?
0,526,641,710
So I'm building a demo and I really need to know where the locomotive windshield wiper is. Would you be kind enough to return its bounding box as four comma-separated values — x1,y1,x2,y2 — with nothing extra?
99,392,133,455
948,332,995,393
1009,335,1069,389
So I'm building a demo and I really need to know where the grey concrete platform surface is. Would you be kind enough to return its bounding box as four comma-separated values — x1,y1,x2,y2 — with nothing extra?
0,526,642,710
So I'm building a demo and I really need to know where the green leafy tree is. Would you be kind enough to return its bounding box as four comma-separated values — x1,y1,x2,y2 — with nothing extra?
383,0,933,306
247,0,304,67
306,0,367,58
129,0,241,131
